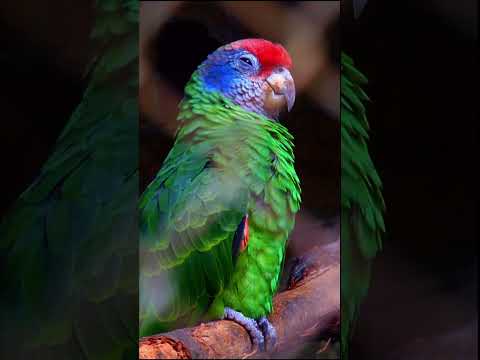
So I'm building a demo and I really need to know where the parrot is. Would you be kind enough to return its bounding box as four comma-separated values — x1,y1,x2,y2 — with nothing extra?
0,1,138,359
139,38,301,350
340,50,385,359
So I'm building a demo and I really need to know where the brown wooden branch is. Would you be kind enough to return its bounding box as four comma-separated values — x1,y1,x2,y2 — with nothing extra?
139,241,340,359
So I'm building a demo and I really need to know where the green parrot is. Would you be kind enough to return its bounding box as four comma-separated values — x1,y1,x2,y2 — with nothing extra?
139,39,301,350
0,1,138,359
340,51,385,358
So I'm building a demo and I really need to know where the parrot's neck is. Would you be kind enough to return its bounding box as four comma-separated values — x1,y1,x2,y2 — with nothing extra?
176,72,296,161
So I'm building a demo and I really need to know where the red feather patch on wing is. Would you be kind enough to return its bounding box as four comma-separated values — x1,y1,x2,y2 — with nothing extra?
240,214,249,252
229,38,292,70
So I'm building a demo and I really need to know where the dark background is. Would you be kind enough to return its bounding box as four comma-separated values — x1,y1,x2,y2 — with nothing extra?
343,0,477,359
0,1,92,219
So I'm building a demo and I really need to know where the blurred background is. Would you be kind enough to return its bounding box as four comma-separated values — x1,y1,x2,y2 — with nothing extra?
343,0,477,359
139,2,341,358
0,0,93,220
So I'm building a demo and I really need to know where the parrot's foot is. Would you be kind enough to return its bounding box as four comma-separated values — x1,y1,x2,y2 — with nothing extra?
223,308,276,352
288,255,315,289
257,316,277,350
224,307,264,350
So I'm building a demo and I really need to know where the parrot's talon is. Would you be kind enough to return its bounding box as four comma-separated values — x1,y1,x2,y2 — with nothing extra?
224,307,265,351
257,316,277,350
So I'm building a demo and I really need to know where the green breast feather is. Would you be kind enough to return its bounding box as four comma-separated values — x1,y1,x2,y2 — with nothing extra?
139,71,301,337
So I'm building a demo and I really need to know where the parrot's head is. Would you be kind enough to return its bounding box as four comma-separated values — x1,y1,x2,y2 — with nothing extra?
198,38,295,121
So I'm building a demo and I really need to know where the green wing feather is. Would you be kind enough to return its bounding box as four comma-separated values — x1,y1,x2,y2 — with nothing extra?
0,1,138,359
341,52,386,358
139,146,248,336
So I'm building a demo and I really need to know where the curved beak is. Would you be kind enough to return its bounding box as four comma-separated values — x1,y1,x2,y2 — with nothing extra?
264,67,296,118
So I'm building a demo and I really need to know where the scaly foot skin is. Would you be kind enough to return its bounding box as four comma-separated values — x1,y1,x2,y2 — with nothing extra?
223,308,278,351
257,316,277,350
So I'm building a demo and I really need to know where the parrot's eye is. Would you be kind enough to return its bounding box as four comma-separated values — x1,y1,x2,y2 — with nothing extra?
240,57,253,66
235,54,258,73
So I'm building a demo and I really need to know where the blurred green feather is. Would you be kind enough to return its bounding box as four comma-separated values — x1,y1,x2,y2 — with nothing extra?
0,1,138,359
341,52,385,359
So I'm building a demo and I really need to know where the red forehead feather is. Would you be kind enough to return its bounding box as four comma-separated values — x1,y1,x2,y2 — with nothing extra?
229,39,292,69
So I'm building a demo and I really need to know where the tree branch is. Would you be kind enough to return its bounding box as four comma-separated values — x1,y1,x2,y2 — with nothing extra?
139,241,340,359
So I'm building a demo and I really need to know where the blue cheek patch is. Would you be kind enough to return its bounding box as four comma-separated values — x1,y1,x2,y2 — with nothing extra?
201,63,238,95
199,49,248,96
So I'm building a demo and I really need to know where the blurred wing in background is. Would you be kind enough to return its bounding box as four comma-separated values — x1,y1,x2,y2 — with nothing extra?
0,1,138,359
340,52,385,359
